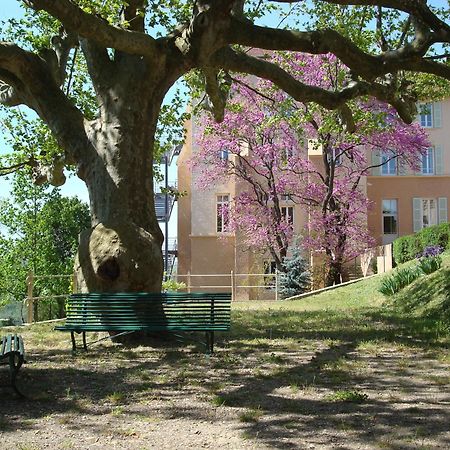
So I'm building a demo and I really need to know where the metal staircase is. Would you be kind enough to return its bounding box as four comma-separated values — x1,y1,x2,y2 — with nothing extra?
154,145,182,279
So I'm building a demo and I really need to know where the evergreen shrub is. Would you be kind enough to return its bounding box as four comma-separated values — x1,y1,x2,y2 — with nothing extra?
393,222,450,264
279,246,310,299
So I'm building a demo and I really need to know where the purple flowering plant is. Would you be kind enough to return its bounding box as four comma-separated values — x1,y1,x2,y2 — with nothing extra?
419,245,444,259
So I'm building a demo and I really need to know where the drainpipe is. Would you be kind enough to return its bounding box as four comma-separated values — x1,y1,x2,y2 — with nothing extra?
164,153,169,279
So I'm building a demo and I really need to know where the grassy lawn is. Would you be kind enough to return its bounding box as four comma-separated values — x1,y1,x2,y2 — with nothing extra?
0,260,449,449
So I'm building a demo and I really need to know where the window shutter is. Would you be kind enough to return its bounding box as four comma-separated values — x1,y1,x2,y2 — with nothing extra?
413,198,422,232
433,102,442,128
438,197,448,224
371,152,381,176
435,145,444,175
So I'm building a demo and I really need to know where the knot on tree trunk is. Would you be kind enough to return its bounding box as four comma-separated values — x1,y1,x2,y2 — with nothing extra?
75,220,163,292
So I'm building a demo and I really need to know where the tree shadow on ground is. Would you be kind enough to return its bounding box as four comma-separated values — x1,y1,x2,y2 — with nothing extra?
0,305,448,449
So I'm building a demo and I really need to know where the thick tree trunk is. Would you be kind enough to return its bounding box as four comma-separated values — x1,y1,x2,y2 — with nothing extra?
74,89,164,293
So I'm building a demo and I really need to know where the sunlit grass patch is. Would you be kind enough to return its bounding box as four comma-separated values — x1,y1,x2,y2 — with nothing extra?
239,407,263,423
105,391,126,405
325,390,368,403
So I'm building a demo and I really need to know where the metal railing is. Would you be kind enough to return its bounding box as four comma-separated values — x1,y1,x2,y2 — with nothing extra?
176,271,281,301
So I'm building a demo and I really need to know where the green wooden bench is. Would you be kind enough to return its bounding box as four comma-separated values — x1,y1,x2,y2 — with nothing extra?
0,334,25,397
55,292,231,354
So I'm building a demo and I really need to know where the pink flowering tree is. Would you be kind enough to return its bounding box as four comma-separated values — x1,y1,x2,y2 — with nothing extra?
194,53,430,285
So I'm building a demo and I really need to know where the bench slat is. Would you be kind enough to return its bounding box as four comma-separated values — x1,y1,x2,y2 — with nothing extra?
57,292,231,353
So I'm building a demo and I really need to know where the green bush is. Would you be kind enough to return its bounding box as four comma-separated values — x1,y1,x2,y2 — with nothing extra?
378,275,399,297
393,222,450,264
418,255,442,274
162,279,186,292
378,265,422,296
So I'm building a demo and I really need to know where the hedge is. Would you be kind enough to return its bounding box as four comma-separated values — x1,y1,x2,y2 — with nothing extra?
393,222,450,264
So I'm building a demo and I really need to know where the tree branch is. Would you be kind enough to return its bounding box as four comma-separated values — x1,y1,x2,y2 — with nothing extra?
0,73,26,107
79,39,115,103
203,68,229,122
209,48,417,123
227,18,450,83
123,0,146,33
268,0,450,37
0,157,35,176
0,42,91,165
24,0,160,60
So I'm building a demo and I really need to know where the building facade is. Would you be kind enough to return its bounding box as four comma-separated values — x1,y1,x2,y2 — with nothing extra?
367,100,449,246
177,100,450,293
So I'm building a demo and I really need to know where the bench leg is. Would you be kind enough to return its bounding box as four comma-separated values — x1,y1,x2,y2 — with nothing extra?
82,332,87,351
71,332,77,352
9,353,24,397
205,331,214,355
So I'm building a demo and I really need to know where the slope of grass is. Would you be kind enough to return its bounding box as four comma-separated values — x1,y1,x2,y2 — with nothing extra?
388,250,450,324
232,251,450,348
235,274,385,312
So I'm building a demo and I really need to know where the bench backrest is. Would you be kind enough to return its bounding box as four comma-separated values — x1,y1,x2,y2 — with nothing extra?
63,292,231,331
0,334,24,358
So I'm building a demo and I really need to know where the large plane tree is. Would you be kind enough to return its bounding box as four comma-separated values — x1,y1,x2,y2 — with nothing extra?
0,1,449,292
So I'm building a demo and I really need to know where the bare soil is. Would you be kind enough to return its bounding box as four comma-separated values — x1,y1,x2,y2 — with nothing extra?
1,309,449,450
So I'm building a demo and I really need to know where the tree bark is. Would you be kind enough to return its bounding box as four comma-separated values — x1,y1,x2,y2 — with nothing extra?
74,82,166,293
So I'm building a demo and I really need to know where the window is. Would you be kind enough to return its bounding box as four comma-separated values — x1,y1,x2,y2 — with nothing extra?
381,152,397,175
422,199,437,228
263,260,277,288
382,199,398,235
216,194,230,233
280,194,292,202
281,206,294,225
219,148,229,161
421,148,434,175
327,148,342,166
419,103,433,128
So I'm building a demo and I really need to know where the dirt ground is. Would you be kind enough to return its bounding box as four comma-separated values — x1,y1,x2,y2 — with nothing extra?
1,311,450,450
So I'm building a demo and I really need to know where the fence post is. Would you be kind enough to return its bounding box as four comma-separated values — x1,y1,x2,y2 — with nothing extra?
26,270,34,323
230,270,235,302
275,268,279,301
187,271,191,293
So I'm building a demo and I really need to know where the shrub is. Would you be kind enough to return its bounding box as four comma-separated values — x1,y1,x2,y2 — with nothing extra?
279,246,310,299
378,265,422,296
379,275,399,297
162,279,186,292
418,255,442,275
393,222,450,264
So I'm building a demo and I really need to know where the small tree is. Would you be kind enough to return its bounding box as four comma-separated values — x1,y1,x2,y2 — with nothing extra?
278,245,310,299
0,173,90,320
194,53,430,284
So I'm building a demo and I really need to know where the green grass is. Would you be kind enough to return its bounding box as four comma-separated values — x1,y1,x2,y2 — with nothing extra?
325,390,369,403
232,251,450,349
389,251,450,323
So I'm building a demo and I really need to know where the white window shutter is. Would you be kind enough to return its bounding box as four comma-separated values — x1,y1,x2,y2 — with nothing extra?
413,198,422,232
371,152,381,175
435,145,444,175
438,197,448,224
433,102,442,128
398,160,407,176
